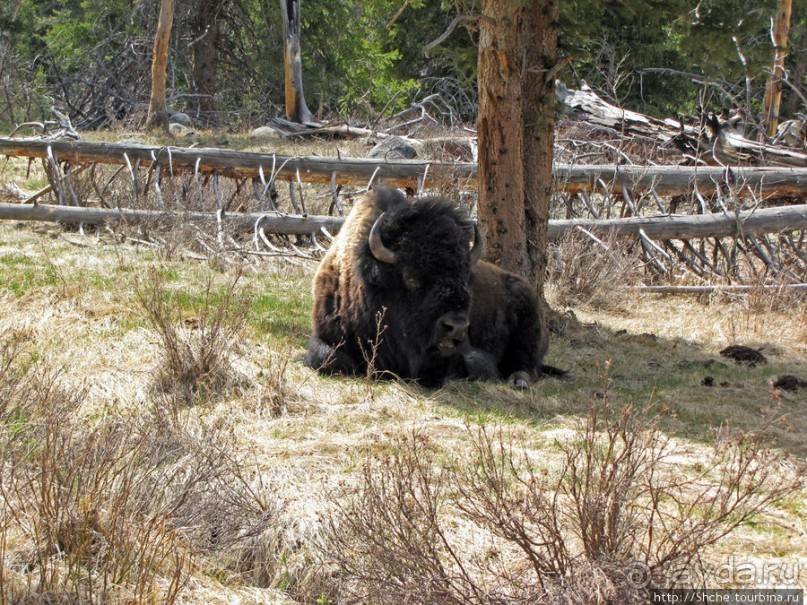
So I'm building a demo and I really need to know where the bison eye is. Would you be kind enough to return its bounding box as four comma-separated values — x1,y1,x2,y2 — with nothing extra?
402,271,422,291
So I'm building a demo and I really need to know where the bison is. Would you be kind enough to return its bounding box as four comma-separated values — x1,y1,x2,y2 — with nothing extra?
305,186,549,388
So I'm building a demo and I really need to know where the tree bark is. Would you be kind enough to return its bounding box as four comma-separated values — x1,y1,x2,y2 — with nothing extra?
476,0,559,288
762,0,793,138
280,0,314,124
145,0,174,131
190,0,222,125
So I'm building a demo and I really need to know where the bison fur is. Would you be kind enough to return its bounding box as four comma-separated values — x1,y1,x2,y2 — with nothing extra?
305,186,548,388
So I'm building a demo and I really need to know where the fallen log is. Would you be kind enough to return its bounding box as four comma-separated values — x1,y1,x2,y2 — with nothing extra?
557,84,807,168
557,82,688,142
629,284,807,294
558,164,807,197
0,137,474,189
1,202,804,241
0,202,344,235
2,138,807,198
547,204,807,240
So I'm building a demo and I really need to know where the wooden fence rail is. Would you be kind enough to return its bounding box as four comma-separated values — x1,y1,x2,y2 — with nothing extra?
1,201,804,241
2,138,807,197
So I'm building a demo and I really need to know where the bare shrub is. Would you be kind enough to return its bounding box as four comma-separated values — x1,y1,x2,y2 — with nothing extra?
142,414,303,593
547,229,642,308
323,375,804,603
323,432,476,604
0,340,192,603
135,268,252,406
0,327,314,604
253,350,309,417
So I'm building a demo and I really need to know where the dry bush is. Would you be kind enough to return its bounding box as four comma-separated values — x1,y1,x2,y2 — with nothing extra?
323,375,804,604
0,335,191,603
547,229,642,309
0,329,302,603
253,351,308,418
135,268,252,406
323,432,468,604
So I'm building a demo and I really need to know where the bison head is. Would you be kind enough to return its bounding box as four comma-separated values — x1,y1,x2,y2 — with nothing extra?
361,198,482,379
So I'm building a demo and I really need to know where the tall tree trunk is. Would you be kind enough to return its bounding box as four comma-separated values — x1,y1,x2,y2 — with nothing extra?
763,0,793,138
146,0,174,130
476,0,559,289
784,23,805,118
280,0,314,124
190,0,222,126
0,0,24,124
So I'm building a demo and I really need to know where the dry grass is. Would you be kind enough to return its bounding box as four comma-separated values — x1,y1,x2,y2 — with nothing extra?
0,210,805,603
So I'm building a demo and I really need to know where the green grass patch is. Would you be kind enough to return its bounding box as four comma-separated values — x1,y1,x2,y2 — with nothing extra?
249,292,310,342
0,253,36,267
87,271,114,290
2,267,39,294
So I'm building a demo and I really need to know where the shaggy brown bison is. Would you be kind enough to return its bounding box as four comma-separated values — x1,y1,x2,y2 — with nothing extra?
305,186,548,388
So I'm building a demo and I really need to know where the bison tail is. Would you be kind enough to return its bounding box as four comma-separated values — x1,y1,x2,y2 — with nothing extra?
539,364,569,378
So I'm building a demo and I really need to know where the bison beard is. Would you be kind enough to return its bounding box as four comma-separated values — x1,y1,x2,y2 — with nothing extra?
305,186,548,388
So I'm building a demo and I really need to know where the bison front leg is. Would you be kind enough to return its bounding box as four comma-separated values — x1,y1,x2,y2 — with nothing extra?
305,337,359,376
506,371,532,390
461,348,500,382
461,348,532,389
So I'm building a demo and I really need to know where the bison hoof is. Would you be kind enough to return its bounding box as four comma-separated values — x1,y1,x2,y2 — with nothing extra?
507,371,532,390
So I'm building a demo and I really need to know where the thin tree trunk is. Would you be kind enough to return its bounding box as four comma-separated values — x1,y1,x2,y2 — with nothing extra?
763,0,793,138
190,0,222,125
280,0,313,124
785,25,805,117
146,0,174,130
476,0,559,288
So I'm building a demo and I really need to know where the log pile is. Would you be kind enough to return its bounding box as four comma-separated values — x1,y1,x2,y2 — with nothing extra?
556,83,807,168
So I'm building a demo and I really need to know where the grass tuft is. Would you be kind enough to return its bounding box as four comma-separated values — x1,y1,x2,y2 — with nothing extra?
135,267,253,406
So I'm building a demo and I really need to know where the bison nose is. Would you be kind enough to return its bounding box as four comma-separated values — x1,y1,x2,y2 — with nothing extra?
438,312,469,342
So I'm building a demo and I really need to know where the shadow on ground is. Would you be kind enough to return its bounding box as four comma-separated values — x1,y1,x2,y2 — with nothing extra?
423,312,807,456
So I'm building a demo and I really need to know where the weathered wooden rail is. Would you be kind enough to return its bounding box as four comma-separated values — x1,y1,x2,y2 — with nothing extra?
2,138,807,197
1,201,804,241
2,137,804,285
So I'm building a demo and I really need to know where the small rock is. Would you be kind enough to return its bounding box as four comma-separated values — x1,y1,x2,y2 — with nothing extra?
169,111,193,126
169,123,198,138
250,125,282,139
701,376,715,387
368,136,417,160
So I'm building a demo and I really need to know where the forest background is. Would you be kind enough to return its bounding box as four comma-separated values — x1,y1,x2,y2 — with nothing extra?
1,0,804,132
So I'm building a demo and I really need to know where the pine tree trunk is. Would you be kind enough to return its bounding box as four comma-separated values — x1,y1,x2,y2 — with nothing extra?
476,0,559,288
190,0,221,125
763,0,793,138
145,0,174,130
280,0,314,124
785,25,805,117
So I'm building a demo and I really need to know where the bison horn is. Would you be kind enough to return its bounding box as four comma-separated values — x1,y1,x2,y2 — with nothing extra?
467,221,483,265
369,213,397,264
